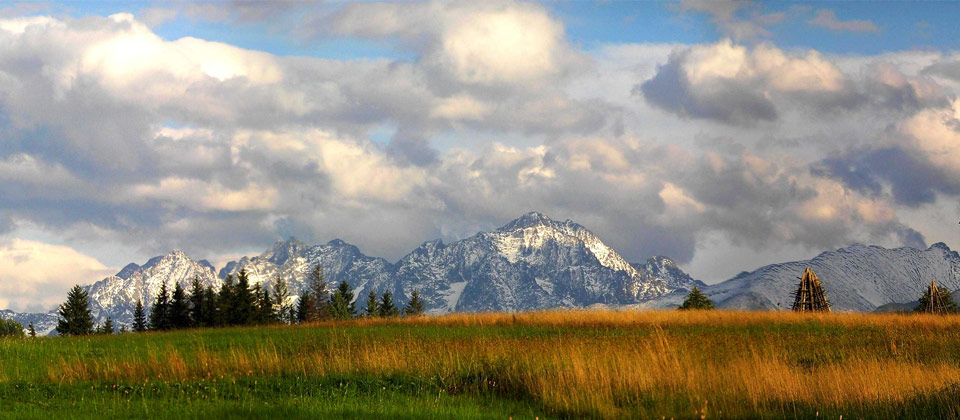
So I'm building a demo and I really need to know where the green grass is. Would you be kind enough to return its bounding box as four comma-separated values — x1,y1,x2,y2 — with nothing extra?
4,311,960,419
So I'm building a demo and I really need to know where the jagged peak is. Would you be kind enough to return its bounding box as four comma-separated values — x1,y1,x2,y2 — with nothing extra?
262,237,307,265
326,238,349,247
929,242,951,251
116,263,141,279
498,211,563,232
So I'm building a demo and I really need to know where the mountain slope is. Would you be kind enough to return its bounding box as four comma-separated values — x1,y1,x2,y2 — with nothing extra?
221,212,702,314
0,309,57,336
85,250,219,325
706,243,960,311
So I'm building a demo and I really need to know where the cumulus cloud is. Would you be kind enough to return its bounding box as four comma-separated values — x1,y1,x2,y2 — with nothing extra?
638,40,850,125
808,9,879,33
0,4,953,292
0,239,116,312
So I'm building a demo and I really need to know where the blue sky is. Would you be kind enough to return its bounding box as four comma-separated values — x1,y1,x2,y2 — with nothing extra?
2,0,960,311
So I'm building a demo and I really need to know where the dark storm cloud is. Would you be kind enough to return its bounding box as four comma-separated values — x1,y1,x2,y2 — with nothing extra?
636,52,778,126
813,147,960,207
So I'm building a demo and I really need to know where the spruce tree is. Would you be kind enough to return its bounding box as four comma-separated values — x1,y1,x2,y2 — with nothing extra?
330,281,355,320
271,275,290,324
679,287,714,310
149,282,171,331
308,264,329,321
56,285,95,336
217,275,235,326
364,291,379,318
254,283,272,324
188,276,206,327
28,322,36,338
132,299,147,332
233,269,254,325
379,291,399,318
170,282,191,329
202,286,218,327
296,290,314,323
102,317,114,335
404,289,425,317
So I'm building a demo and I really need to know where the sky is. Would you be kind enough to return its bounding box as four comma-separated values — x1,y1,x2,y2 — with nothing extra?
2,0,960,312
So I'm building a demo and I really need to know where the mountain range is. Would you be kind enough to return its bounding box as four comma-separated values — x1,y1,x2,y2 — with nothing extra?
2,212,957,334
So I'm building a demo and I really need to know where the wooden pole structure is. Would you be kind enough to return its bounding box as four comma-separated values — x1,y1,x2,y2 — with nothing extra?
791,267,831,312
925,279,946,315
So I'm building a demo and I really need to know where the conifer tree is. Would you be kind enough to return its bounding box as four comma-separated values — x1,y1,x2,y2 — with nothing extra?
56,285,95,336
217,275,235,326
28,322,36,338
254,283,273,324
679,287,714,310
404,289,425,317
132,299,147,332
271,275,290,323
296,290,315,323
170,282,191,329
330,281,356,320
308,264,329,321
149,282,171,331
102,317,114,335
188,276,206,327
364,291,379,318
202,286,218,327
379,291,399,318
233,269,255,325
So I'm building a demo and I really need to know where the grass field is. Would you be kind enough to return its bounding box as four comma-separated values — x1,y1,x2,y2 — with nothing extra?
3,310,960,419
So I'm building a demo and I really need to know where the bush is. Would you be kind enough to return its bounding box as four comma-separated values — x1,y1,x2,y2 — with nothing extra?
1,318,25,339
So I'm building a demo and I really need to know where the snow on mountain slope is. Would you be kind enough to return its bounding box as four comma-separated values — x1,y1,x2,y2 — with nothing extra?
219,238,395,306
3,212,704,323
706,243,960,311
0,309,57,336
85,250,219,326
392,212,698,313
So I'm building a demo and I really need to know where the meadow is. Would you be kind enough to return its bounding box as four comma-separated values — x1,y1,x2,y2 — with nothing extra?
3,310,960,419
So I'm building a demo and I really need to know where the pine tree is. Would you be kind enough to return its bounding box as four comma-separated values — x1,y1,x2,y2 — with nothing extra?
679,287,714,310
188,276,206,327
217,275,235,326
56,285,95,336
364,291,379,318
330,281,355,320
308,264,329,321
170,282,190,329
102,317,114,335
296,290,314,323
28,322,36,338
379,291,399,318
271,275,290,324
202,286,218,327
254,283,273,324
132,299,147,332
404,289,425,317
149,282,171,331
233,269,255,325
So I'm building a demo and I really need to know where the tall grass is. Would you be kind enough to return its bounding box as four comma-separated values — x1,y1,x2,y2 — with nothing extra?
4,310,960,418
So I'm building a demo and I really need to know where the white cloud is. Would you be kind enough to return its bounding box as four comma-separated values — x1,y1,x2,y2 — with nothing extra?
0,238,116,312
808,9,879,33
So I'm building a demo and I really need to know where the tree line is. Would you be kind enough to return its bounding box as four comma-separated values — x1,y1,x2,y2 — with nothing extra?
55,265,426,336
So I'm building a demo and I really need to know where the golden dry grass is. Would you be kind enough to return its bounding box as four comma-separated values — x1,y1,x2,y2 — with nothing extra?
10,309,960,418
